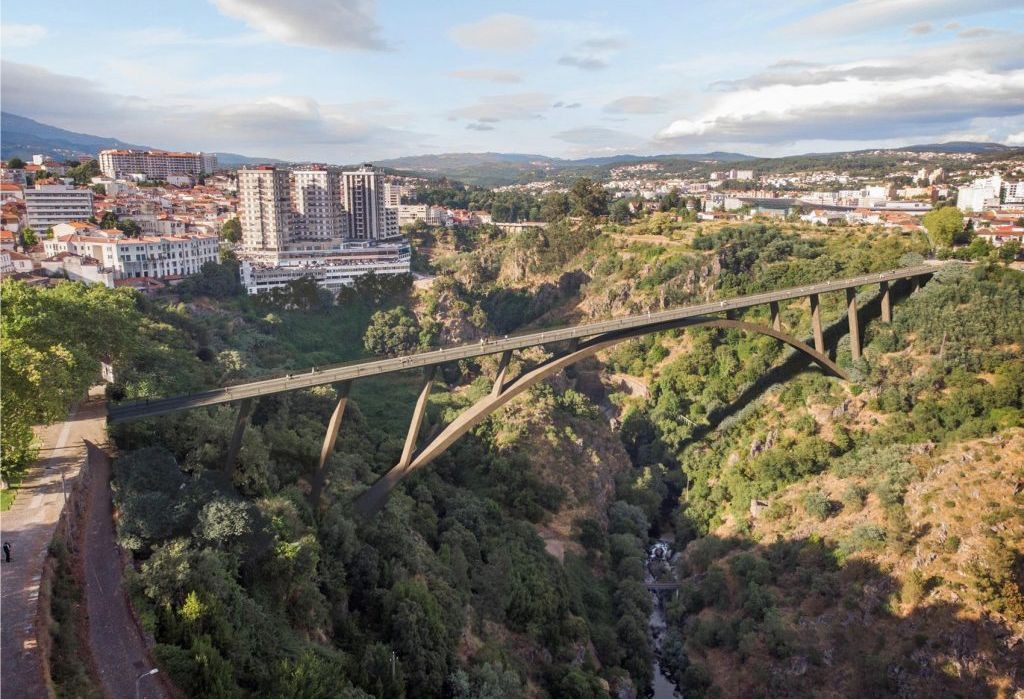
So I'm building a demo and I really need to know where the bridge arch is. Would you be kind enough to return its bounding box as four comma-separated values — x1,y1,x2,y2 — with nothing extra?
354,316,847,516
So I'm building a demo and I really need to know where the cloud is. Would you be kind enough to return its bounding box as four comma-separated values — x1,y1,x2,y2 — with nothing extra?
0,60,421,160
908,22,933,35
557,55,608,71
604,96,670,114
449,92,551,123
659,69,1024,144
959,27,997,38
211,0,386,50
579,36,628,51
657,36,1024,146
1,24,48,47
553,126,640,145
466,123,495,131
553,101,582,109
1006,130,1024,145
449,69,522,84
786,0,1020,36
448,14,538,51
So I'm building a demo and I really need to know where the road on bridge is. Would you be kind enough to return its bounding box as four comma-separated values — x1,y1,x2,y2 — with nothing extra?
107,264,938,424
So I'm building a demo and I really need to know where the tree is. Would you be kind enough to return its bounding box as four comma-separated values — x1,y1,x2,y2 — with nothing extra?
998,240,1020,263
6,157,26,169
20,227,37,247
922,206,965,248
540,191,572,222
363,307,421,356
115,219,142,238
99,211,118,229
569,178,608,218
609,198,632,224
220,218,242,243
1,281,140,479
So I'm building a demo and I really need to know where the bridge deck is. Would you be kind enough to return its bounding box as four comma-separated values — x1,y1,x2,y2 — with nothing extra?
107,264,937,423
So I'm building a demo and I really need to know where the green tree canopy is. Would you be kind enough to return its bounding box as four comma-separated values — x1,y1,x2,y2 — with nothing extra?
220,218,242,243
922,206,965,248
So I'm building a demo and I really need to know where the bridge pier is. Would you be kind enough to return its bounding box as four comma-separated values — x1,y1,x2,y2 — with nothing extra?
399,366,436,471
769,301,781,331
846,288,861,361
492,350,513,397
311,381,352,510
224,398,254,474
809,293,825,355
880,281,892,323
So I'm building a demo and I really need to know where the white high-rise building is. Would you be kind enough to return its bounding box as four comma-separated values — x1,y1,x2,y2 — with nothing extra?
341,165,399,240
98,149,217,180
238,167,292,254
383,182,403,207
291,168,346,239
25,183,94,229
957,175,1002,212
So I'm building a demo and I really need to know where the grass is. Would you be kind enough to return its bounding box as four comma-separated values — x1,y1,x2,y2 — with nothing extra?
1,465,30,511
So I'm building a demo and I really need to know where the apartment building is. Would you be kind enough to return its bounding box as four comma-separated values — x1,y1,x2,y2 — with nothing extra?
238,167,293,255
25,183,94,228
98,150,218,180
341,165,399,241
239,241,411,295
291,168,347,239
45,223,219,281
957,175,1002,212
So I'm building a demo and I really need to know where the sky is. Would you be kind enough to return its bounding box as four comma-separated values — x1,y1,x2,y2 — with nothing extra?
2,0,1023,162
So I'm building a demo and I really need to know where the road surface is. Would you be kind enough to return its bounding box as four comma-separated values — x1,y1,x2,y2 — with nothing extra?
1,386,106,699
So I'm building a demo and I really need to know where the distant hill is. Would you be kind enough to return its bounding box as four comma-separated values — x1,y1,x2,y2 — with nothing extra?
1,112,149,161
0,112,284,166
376,151,756,187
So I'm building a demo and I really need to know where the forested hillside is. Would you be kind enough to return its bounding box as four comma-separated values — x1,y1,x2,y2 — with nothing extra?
5,206,1021,698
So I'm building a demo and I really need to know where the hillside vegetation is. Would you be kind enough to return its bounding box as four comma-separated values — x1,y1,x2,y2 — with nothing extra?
5,207,1021,698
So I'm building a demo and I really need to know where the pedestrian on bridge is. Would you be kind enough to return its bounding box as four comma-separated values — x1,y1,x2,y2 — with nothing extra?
3,541,11,563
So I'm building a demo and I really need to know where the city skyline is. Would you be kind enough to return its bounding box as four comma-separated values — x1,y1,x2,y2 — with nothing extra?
1,0,1023,162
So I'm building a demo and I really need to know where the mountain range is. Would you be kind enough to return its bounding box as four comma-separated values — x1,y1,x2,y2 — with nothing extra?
1,112,1019,186
0,112,283,167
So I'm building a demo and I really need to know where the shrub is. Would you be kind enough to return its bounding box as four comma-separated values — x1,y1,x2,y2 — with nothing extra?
801,490,832,521
841,484,868,511
901,569,926,606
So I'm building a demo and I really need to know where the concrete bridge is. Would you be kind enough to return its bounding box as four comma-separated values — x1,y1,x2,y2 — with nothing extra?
107,264,937,517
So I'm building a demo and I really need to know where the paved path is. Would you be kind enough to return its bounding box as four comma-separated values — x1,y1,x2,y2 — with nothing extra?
82,442,169,699
1,386,107,699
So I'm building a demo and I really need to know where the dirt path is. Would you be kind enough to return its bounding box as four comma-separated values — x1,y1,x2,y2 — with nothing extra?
82,442,170,699
1,387,107,699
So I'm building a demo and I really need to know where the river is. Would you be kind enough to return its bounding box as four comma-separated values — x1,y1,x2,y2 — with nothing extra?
646,540,681,698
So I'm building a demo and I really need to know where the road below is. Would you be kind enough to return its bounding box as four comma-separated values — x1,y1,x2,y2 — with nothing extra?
81,442,169,699
1,386,106,699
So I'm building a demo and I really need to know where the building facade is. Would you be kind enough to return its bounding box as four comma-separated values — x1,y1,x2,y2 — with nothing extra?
44,226,219,281
239,241,411,295
98,150,218,180
341,165,399,240
25,184,94,229
291,168,346,239
238,167,293,255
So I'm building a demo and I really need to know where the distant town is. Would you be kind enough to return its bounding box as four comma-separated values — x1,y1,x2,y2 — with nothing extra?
1,141,1022,295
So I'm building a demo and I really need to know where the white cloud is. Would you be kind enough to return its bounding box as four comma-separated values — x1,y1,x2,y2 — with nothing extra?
553,126,643,148
604,96,670,114
786,0,1021,36
449,93,551,123
1007,130,1024,145
557,54,607,71
1,24,48,47
211,0,385,50
449,69,523,84
0,61,422,160
658,68,1024,144
448,14,538,52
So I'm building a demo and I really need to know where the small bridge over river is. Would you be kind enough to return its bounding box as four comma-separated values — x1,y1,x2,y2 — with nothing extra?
107,264,939,517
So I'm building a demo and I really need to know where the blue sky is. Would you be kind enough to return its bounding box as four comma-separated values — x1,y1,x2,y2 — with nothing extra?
2,0,1023,161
